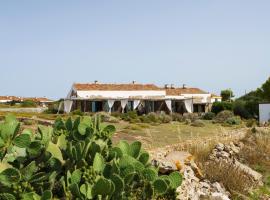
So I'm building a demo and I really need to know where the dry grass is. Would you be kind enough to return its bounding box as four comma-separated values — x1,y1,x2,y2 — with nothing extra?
190,128,270,200
239,128,270,168
205,160,255,196
238,128,270,199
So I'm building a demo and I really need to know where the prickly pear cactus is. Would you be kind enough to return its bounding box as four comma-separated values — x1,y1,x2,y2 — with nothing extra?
0,114,182,199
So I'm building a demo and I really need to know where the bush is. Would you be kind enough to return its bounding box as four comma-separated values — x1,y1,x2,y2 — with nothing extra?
0,114,182,199
246,119,257,128
119,111,138,122
233,100,251,119
146,112,160,123
98,112,120,123
211,102,233,114
214,110,234,123
72,109,84,116
171,113,184,122
225,116,242,125
158,113,172,123
22,119,35,125
190,120,205,127
20,100,37,107
203,112,215,120
183,113,199,122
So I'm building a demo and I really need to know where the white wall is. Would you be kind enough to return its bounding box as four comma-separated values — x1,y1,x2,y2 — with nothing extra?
181,94,211,103
211,98,222,103
0,100,11,103
259,104,270,123
75,90,166,99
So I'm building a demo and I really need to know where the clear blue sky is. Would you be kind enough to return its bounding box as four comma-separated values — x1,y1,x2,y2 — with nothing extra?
0,1,269,99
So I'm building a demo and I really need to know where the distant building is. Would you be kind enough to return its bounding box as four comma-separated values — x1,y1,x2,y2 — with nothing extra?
259,103,270,123
210,94,222,103
0,96,53,107
0,96,20,103
60,82,218,114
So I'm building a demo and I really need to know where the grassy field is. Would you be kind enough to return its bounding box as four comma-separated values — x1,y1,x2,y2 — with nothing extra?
110,121,245,149
0,111,247,150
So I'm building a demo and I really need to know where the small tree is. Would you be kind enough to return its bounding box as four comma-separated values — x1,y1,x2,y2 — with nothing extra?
211,102,233,114
261,77,270,101
221,89,234,102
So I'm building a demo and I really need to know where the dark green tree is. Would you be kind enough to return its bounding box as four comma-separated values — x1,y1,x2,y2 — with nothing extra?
221,89,234,102
261,77,270,101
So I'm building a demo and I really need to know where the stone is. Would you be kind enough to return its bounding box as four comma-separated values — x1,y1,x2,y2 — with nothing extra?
210,192,230,200
152,159,177,174
234,160,263,185
216,143,225,151
216,151,230,159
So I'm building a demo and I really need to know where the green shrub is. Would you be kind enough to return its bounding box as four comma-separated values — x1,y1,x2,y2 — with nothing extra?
211,102,233,114
233,100,251,119
171,113,183,122
183,113,199,122
158,113,172,123
225,116,242,125
214,110,234,123
98,112,119,123
246,119,257,128
0,114,182,199
23,119,35,125
190,120,205,127
21,100,37,108
147,112,160,123
119,111,138,122
72,109,84,116
203,112,215,120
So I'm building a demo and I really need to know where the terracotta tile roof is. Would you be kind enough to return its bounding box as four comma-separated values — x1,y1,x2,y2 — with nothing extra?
165,88,208,96
74,83,162,91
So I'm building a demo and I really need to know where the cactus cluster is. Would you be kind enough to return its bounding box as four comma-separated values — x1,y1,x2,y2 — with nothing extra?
0,114,182,199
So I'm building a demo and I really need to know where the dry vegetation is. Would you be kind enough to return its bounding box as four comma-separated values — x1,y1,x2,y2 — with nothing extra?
185,127,270,200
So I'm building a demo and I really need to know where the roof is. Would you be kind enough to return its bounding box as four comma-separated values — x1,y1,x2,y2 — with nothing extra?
0,96,21,101
165,88,208,96
211,94,222,98
73,83,162,91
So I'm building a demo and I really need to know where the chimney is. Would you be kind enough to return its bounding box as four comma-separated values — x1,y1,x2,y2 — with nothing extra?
132,80,136,84
170,84,174,89
94,80,98,84
182,84,186,89
164,84,169,89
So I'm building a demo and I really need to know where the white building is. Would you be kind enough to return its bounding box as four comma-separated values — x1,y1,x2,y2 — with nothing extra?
61,82,217,114
259,103,270,123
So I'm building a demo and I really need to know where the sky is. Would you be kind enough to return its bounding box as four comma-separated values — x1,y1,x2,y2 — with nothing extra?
0,0,269,99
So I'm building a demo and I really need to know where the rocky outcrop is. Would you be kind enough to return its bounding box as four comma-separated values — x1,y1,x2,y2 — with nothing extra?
151,151,231,200
151,140,264,200
176,166,230,200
